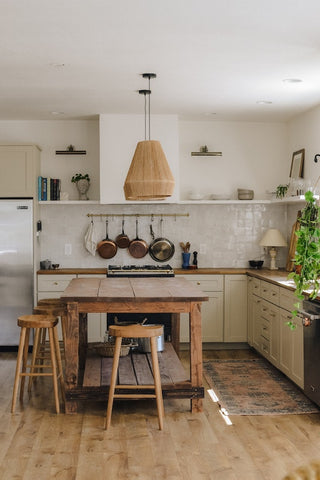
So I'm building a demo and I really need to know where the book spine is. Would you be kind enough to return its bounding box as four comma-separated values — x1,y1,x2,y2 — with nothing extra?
47,177,51,201
50,178,54,200
53,178,57,200
38,176,42,201
57,179,60,200
42,177,47,201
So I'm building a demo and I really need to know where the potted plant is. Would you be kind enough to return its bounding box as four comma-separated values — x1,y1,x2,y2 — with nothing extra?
71,173,90,200
276,183,289,199
288,190,320,325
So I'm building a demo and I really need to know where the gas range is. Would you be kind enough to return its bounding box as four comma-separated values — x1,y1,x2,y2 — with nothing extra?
107,264,175,277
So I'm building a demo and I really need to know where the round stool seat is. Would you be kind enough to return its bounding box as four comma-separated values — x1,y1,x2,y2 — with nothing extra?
109,324,163,339
38,298,62,306
17,314,58,329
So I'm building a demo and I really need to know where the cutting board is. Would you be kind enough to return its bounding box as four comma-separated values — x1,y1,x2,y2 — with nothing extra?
285,211,301,272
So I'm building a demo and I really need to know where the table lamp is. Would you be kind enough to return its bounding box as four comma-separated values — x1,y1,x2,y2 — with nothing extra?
259,228,287,270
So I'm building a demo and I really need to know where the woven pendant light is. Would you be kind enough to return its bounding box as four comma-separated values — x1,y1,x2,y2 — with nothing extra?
123,73,175,201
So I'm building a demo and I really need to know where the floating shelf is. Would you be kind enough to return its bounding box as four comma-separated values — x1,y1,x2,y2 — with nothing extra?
55,150,86,155
55,145,86,155
191,145,222,156
191,151,222,156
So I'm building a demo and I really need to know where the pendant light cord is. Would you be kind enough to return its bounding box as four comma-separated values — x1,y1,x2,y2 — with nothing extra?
148,76,151,140
144,92,147,141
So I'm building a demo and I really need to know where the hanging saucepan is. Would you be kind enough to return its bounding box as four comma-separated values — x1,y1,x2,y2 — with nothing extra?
149,218,175,262
97,219,118,259
128,217,148,259
115,218,130,249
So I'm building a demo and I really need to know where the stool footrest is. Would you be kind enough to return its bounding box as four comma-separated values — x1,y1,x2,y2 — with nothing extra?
113,394,157,399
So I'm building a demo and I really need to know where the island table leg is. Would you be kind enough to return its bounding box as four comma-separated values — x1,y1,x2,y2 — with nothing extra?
190,302,203,413
64,301,79,414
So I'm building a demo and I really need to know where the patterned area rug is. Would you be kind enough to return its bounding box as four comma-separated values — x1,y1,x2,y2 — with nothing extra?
203,358,320,415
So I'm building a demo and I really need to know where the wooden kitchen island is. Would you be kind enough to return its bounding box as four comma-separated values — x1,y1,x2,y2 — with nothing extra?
60,276,208,414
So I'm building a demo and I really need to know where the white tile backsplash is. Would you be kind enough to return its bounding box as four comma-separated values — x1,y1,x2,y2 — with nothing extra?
39,202,294,270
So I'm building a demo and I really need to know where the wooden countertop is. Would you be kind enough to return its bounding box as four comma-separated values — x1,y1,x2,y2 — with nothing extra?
37,267,249,275
37,266,308,298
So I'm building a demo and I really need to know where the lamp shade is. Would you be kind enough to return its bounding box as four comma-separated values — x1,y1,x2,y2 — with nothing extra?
259,228,287,247
123,140,175,200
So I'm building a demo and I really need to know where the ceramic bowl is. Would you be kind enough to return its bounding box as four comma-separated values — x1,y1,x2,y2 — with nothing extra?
249,260,264,269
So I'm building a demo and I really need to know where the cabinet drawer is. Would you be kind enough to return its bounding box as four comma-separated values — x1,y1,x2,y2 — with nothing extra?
181,275,223,291
260,336,270,356
248,276,260,296
38,275,75,292
280,288,295,312
260,281,280,305
261,318,270,340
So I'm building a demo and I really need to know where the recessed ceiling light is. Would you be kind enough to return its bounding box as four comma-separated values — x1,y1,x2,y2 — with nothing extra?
256,100,273,105
49,63,66,68
282,78,302,83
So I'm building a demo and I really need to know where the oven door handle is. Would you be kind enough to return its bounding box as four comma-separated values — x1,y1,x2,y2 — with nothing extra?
298,308,320,321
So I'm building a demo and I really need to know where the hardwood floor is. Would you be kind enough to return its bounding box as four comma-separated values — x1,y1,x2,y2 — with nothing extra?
1,348,320,480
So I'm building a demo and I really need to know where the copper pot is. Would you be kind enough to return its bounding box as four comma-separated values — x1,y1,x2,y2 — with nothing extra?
115,218,130,249
128,218,148,259
97,219,117,259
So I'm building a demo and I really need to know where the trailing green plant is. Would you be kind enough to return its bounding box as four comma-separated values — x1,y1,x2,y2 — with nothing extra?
71,173,90,183
287,190,320,328
276,184,289,199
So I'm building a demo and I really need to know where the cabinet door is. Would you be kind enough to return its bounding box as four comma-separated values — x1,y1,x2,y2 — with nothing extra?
180,292,224,342
247,277,261,345
0,145,40,197
179,275,223,343
269,306,280,368
279,311,304,388
252,296,262,352
279,310,292,377
290,318,304,388
77,274,106,342
224,275,247,342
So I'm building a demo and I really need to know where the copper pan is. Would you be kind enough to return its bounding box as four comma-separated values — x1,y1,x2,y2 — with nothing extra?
97,219,117,259
128,217,148,259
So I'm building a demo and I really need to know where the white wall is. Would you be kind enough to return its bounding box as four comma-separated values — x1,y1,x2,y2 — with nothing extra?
0,117,292,269
179,120,289,200
39,202,288,269
0,120,100,201
288,104,320,188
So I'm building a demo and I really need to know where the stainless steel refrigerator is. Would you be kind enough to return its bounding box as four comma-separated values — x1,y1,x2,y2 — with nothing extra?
0,199,33,346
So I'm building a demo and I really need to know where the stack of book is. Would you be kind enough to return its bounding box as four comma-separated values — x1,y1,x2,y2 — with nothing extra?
38,177,61,201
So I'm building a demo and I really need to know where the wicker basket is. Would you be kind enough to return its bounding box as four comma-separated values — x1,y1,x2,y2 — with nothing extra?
95,342,131,357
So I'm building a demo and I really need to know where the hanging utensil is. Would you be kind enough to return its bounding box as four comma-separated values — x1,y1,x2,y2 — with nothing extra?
149,217,175,262
128,217,148,258
97,219,118,259
115,217,130,248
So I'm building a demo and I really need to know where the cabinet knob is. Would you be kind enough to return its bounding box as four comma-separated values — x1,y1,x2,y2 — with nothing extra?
197,282,201,285
54,282,58,285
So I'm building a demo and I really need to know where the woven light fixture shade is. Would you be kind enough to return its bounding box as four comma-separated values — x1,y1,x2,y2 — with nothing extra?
123,140,175,200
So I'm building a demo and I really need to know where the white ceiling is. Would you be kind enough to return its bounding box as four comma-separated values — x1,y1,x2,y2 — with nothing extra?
2,0,320,122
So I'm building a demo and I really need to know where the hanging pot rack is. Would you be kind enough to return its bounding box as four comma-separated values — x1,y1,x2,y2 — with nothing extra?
86,212,189,219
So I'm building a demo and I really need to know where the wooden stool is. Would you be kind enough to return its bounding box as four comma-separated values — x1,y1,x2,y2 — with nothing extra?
11,314,65,414
33,304,67,350
105,324,164,430
38,298,63,307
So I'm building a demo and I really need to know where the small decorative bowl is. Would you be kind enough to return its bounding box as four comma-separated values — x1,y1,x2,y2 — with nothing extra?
249,260,264,269
51,264,60,269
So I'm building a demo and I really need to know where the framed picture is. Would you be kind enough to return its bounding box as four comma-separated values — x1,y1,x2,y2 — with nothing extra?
289,149,305,178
